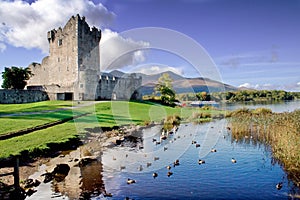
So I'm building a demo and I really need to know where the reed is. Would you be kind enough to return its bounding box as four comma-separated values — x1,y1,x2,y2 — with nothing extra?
228,108,300,186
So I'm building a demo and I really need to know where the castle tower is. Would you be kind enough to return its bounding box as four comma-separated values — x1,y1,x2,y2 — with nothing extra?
27,14,101,100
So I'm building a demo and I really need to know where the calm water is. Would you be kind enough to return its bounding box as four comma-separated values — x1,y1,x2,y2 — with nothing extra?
221,100,300,113
26,101,300,199
99,120,299,200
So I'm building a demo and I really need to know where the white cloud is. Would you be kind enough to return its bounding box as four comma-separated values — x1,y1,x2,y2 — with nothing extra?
238,83,274,90
297,82,300,86
134,64,184,76
100,29,149,70
0,43,6,52
0,0,115,53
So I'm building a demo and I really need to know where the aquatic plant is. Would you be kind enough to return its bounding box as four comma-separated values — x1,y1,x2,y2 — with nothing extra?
228,108,300,187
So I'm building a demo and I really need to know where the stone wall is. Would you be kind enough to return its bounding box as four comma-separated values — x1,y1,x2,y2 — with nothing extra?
97,73,142,100
27,14,101,101
0,89,49,104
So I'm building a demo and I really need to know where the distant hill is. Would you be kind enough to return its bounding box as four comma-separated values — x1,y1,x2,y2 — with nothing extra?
107,70,238,95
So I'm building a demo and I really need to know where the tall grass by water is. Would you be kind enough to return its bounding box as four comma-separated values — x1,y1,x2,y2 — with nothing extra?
227,108,300,186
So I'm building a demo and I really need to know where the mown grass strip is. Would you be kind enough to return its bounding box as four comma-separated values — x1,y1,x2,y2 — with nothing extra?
0,100,73,115
0,112,91,140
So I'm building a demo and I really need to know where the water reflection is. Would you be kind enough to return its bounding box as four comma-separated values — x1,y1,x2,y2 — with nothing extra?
27,119,300,199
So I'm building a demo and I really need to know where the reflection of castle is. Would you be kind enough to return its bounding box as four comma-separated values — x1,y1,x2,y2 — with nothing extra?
27,14,141,101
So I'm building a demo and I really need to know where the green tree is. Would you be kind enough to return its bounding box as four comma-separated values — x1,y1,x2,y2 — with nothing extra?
196,91,211,101
1,66,33,89
155,73,176,106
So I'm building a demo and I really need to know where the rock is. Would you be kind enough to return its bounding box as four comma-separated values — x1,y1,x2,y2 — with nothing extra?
78,157,98,167
24,179,40,188
42,163,70,183
41,172,53,183
53,164,70,176
26,188,37,196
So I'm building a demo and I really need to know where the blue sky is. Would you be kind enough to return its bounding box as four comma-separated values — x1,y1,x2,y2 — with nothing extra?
0,0,300,91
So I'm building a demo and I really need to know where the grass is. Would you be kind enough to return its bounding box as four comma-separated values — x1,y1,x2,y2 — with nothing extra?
228,108,300,187
0,121,79,159
0,101,226,160
0,100,73,115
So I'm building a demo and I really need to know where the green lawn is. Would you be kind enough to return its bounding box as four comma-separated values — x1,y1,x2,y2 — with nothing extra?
0,100,73,115
0,110,76,135
0,101,225,159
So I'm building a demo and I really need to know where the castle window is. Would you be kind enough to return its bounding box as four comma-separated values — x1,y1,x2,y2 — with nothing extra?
80,84,84,88
58,39,63,46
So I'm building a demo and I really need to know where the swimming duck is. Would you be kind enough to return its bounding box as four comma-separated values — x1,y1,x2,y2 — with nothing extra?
152,172,158,178
164,146,168,151
198,159,205,164
173,159,180,167
154,157,160,161
276,182,283,190
192,140,197,144
195,144,200,148
231,158,237,163
167,171,173,177
211,149,217,152
127,178,136,184
147,162,152,167
120,166,126,170
166,165,171,170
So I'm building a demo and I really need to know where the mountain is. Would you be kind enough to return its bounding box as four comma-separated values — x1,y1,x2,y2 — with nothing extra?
107,70,238,95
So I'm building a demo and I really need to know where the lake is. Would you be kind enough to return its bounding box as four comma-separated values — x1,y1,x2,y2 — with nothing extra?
221,100,300,113
26,101,300,199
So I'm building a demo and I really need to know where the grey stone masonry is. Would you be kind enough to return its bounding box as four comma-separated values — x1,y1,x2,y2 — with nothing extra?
27,14,141,101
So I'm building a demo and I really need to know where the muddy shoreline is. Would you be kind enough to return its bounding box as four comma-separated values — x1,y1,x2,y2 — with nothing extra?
0,122,159,199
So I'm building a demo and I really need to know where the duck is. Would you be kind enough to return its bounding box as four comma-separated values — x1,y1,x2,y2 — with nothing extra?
152,138,157,142
127,178,136,184
120,166,126,170
211,149,217,153
164,146,168,151
138,165,143,171
146,162,152,167
192,140,197,144
231,158,237,163
198,159,205,164
166,165,171,170
154,156,160,161
152,172,158,178
276,182,283,190
195,144,200,148
167,171,173,177
173,159,180,166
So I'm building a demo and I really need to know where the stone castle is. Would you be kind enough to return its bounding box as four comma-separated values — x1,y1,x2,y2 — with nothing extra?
27,14,141,101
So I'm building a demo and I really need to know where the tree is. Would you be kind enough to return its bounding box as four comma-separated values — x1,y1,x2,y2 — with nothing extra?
196,91,211,101
154,73,176,106
1,66,32,89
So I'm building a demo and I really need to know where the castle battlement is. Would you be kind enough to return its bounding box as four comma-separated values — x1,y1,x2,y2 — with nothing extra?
27,14,141,101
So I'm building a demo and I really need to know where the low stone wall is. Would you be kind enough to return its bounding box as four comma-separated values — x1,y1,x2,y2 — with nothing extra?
0,89,49,104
